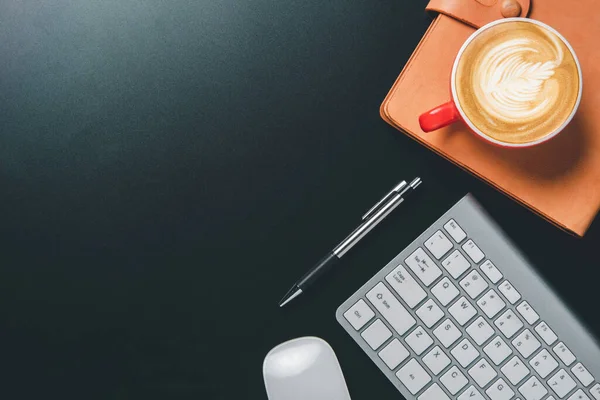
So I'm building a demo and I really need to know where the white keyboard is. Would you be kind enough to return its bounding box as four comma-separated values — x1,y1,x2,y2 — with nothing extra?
336,194,600,400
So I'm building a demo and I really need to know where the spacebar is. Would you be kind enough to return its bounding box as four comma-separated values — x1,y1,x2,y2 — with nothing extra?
366,282,416,336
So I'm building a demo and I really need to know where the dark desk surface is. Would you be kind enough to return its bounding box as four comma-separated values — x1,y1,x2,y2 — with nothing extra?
0,0,598,399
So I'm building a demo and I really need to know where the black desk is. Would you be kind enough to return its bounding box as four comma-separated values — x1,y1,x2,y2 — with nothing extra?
0,1,598,399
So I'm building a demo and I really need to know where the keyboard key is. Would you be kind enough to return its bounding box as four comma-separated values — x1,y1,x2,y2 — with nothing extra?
535,321,558,345
396,359,432,395
516,301,540,325
469,358,497,388
477,289,506,318
462,239,485,263
367,283,416,336
480,260,503,283
449,296,477,325
425,230,453,260
486,378,515,400
553,342,576,366
433,318,462,348
343,299,375,330
419,383,450,400
444,219,466,243
502,356,530,385
386,265,427,308
451,338,479,368
405,326,434,356
432,277,460,306
498,280,522,304
484,336,512,365
568,389,591,400
494,309,524,338
405,248,443,286
459,385,485,400
512,329,541,358
442,250,471,279
423,346,451,375
530,349,559,378
361,319,392,350
460,270,489,299
571,363,594,387
441,366,469,395
519,376,547,400
467,316,495,346
378,339,409,369
548,369,577,398
416,299,444,328
590,384,600,400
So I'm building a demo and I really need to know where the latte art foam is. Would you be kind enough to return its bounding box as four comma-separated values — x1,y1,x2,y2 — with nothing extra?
455,21,580,144
478,38,560,121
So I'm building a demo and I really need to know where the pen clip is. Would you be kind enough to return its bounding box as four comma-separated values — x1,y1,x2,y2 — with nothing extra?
362,180,407,221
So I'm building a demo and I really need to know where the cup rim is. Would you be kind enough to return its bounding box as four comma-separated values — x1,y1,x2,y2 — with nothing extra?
450,17,583,148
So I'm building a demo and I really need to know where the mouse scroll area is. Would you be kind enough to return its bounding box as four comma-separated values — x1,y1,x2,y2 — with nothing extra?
264,340,322,378
263,337,352,400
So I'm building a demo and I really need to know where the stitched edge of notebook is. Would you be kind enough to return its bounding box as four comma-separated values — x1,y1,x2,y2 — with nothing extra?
380,15,441,123
399,132,585,237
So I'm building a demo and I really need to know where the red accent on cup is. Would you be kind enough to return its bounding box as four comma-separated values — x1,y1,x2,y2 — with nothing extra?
419,101,461,133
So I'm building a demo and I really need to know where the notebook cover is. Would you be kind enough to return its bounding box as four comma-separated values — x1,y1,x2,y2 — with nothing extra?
381,0,600,237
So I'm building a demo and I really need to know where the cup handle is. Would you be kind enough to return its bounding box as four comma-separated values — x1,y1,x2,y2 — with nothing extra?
419,101,461,132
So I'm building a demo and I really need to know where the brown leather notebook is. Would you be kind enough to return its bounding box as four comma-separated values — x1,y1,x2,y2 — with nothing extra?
381,0,600,236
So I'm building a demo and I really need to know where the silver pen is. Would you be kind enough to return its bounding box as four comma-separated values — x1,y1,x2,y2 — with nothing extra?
279,177,422,307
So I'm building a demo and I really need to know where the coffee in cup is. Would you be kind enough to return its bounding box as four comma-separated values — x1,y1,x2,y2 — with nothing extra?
419,18,582,148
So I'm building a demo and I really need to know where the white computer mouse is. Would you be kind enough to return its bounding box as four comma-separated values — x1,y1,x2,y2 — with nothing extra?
263,336,352,400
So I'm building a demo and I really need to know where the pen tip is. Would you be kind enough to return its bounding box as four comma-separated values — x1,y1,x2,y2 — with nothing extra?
278,286,303,308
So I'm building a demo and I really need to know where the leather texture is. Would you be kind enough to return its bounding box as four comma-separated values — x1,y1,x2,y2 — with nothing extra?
381,0,600,236
426,0,530,28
